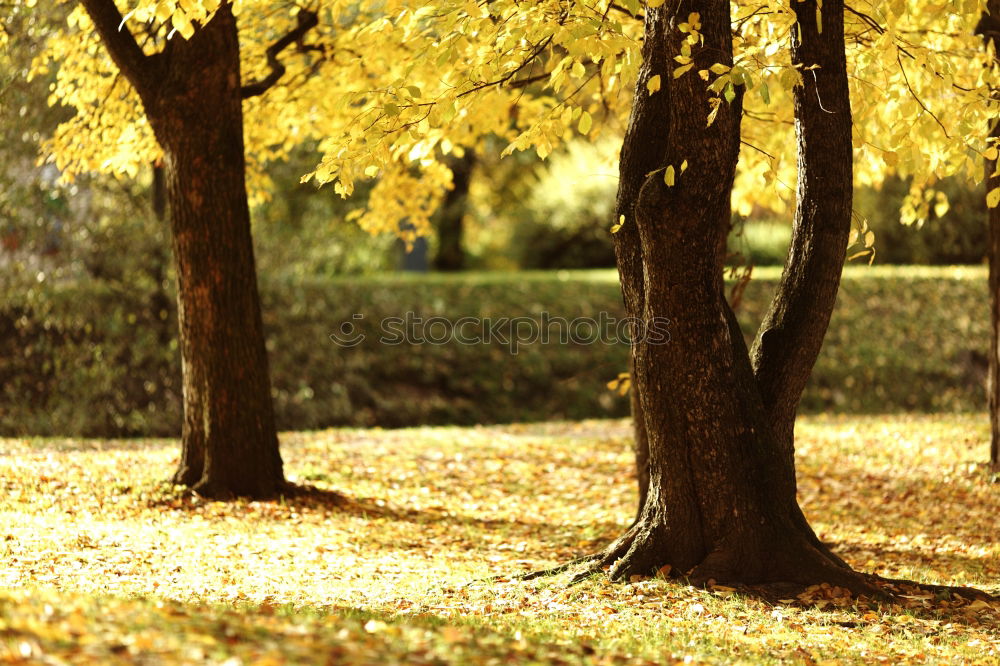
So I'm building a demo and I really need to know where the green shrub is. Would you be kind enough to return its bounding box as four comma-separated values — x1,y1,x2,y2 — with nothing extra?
727,221,792,266
854,177,986,265
0,266,990,437
507,139,619,269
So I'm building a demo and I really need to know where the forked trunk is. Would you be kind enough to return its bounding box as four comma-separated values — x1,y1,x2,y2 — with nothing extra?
603,0,866,590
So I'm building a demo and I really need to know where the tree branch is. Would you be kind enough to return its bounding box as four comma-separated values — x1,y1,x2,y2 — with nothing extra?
456,35,553,98
751,0,854,453
508,72,549,89
241,8,319,99
78,0,155,98
896,53,951,139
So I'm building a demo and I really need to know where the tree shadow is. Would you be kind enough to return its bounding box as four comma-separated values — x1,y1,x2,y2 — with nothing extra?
730,574,999,630
142,480,625,545
831,541,1000,583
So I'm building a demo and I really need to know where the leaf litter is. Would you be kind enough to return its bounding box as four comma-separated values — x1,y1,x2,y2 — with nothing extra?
0,414,997,664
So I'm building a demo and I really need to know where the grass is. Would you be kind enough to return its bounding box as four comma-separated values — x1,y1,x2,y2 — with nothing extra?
2,415,998,664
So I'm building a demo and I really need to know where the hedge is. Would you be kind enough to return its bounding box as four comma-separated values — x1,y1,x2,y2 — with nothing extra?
0,266,989,437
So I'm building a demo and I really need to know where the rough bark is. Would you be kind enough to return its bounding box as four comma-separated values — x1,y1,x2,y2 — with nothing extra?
433,152,476,271
609,10,651,522
593,0,870,591
80,1,284,498
990,116,1000,473
751,0,853,454
979,1,1000,473
749,0,855,563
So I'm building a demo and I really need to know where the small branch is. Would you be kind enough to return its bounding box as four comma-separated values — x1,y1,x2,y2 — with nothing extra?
740,139,776,160
457,35,553,99
845,5,885,35
734,6,770,33
896,53,951,139
508,72,549,89
809,69,835,113
241,8,319,99
607,2,643,20
78,0,157,98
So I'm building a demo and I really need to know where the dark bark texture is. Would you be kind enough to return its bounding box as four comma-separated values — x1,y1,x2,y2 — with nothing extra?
990,116,1000,473
433,152,476,271
80,1,284,498
750,0,855,563
979,2,1000,473
599,0,868,590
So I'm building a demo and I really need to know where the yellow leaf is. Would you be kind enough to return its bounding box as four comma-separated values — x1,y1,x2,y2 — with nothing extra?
647,0,666,7
171,11,195,39
673,63,694,79
646,74,662,95
988,187,1000,209
706,104,720,127
664,165,675,186
578,111,592,135
155,2,173,24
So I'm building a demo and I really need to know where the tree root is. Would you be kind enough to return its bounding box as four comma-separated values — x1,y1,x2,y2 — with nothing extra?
517,521,889,601
511,553,603,582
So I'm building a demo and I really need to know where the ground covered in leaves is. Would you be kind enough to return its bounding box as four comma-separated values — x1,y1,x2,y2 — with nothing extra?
2,415,998,664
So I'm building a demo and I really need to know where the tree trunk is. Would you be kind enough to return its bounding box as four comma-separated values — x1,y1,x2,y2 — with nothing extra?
628,370,649,524
749,0,855,563
598,0,868,590
979,2,1000,474
81,1,284,498
990,142,1000,472
433,152,476,271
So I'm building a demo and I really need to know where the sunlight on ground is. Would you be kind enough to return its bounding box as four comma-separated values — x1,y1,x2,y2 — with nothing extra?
1,415,998,663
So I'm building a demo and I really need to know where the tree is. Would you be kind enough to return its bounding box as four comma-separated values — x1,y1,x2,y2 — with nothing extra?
75,0,295,498
565,0,872,589
433,152,475,271
978,1,1000,474
46,0,1000,501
